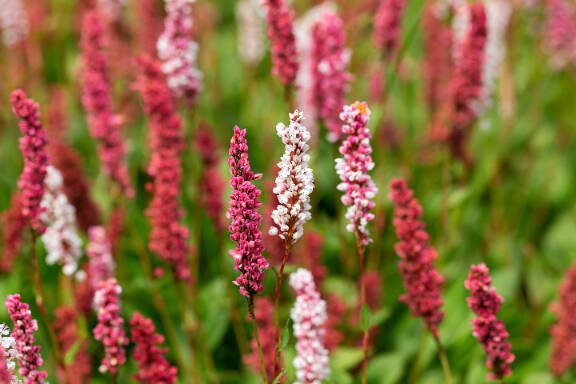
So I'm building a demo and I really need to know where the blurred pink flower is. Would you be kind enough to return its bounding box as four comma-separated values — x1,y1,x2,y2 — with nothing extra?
289,268,330,384
5,294,47,383
1,193,26,273
87,226,116,291
0,0,29,46
11,89,49,233
130,312,178,384
262,0,299,86
543,0,576,68
227,126,268,297
97,0,126,22
80,11,133,198
157,0,202,105
53,305,91,384
93,278,128,375
550,263,576,376
335,102,378,245
465,263,515,381
373,0,407,59
136,56,191,281
389,178,444,337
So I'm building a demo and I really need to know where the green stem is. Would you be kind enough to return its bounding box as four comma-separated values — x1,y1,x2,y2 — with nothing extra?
356,231,369,384
250,297,269,384
433,335,454,384
272,240,291,380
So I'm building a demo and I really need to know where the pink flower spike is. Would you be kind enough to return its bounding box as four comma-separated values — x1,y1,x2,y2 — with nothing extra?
136,55,191,281
311,11,352,142
157,0,202,105
262,0,299,86
0,0,29,47
5,294,48,383
87,226,116,291
373,0,407,60
289,268,330,384
227,126,268,297
130,312,178,384
550,263,576,376
335,102,378,245
11,89,49,234
465,263,515,381
80,11,133,198
389,178,445,337
93,278,128,375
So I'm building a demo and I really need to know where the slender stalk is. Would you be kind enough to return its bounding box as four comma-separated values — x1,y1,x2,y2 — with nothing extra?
30,230,66,377
433,335,454,384
111,373,118,384
272,240,292,378
283,85,294,110
355,231,369,384
249,297,269,384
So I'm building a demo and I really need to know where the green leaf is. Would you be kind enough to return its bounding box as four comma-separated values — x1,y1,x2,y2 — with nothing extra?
366,354,406,384
271,369,287,384
280,319,291,352
64,340,81,365
331,347,364,371
360,304,372,332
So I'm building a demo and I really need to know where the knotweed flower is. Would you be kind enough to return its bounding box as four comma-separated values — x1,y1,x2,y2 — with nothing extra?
5,294,47,383
135,0,164,54
324,294,346,351
157,0,202,104
550,263,576,376
93,278,128,375
262,0,299,86
130,312,178,384
543,0,576,68
373,0,407,60
0,0,29,46
236,0,265,67
1,193,26,273
465,263,515,381
299,231,326,285
87,226,116,290
227,126,268,297
136,56,191,281
269,110,314,243
80,11,133,197
449,3,487,163
196,123,226,231
0,324,18,383
53,306,91,384
244,297,281,382
97,0,127,22
12,90,49,233
335,102,378,245
311,12,352,142
40,166,83,277
389,179,445,337
290,268,330,384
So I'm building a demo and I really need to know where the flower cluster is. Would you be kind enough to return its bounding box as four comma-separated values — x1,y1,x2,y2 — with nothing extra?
262,0,299,86
289,268,330,384
0,324,18,383
269,110,314,243
373,0,407,59
97,0,127,22
1,194,26,273
196,123,226,231
53,306,91,383
80,11,133,197
465,263,515,381
543,0,576,68
136,56,191,281
157,0,202,104
40,166,83,277
12,90,49,233
87,226,116,290
311,12,351,142
227,126,269,297
550,263,576,376
236,0,265,67
244,297,281,382
449,3,487,162
389,178,445,337
5,294,47,383
0,0,29,46
93,278,128,375
335,102,378,245
130,312,178,384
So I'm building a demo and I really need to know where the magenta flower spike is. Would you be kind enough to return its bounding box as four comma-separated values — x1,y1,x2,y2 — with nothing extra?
227,126,269,298
136,55,191,281
465,263,515,381
93,278,128,375
389,178,445,337
289,268,330,384
80,11,133,198
335,102,378,246
87,226,116,290
5,294,48,384
262,0,299,86
550,263,576,376
373,0,407,60
157,0,202,105
130,312,178,384
311,12,352,142
11,89,49,234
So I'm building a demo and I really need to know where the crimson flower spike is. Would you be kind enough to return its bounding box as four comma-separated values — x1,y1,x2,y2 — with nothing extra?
549,263,576,376
80,10,133,198
373,0,407,61
465,263,515,381
136,55,191,281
